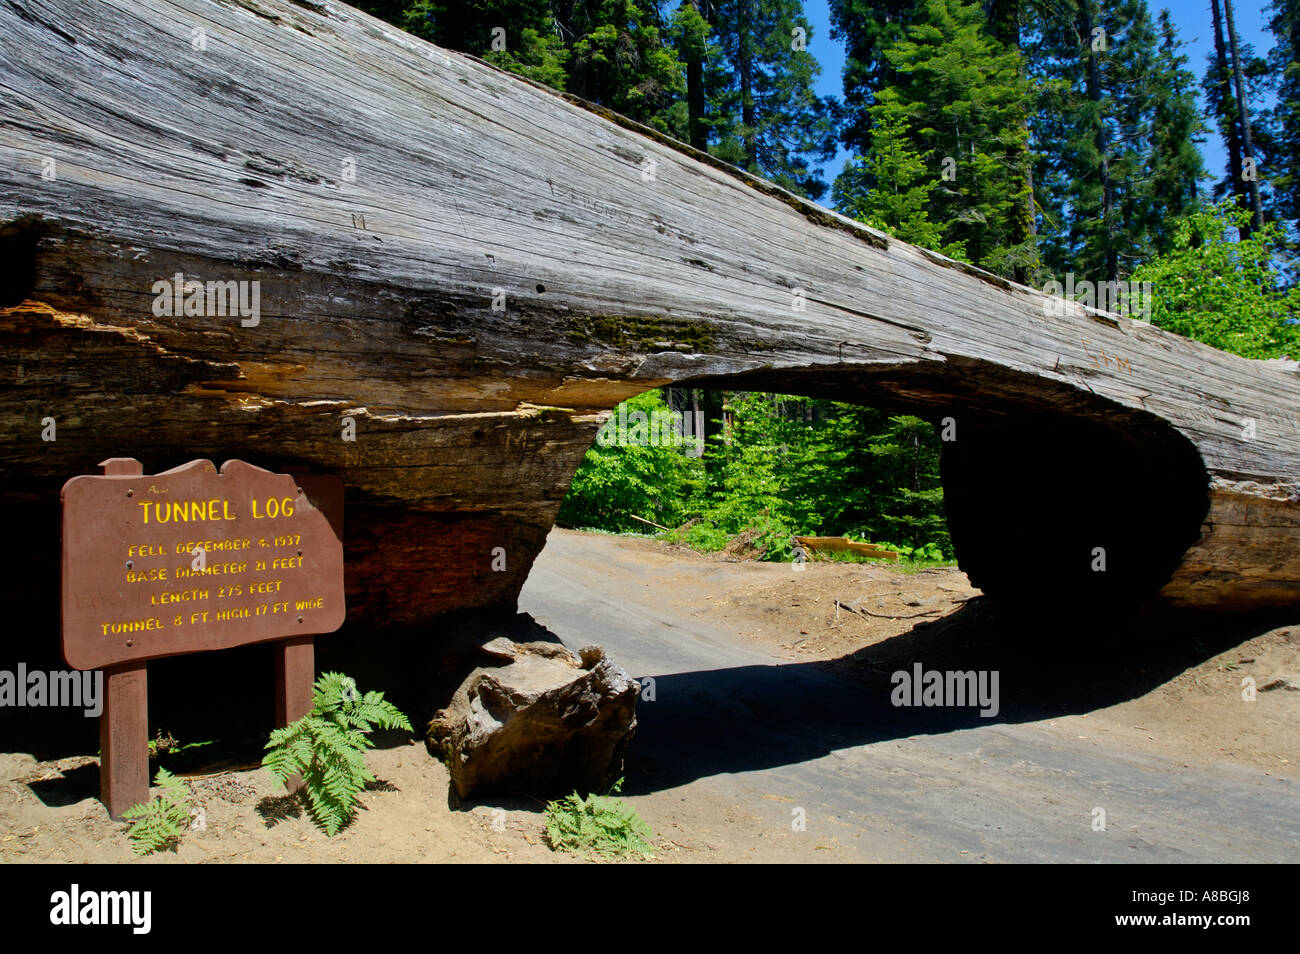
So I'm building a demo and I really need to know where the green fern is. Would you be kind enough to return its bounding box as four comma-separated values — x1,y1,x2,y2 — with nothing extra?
121,767,191,856
262,672,411,836
544,779,655,860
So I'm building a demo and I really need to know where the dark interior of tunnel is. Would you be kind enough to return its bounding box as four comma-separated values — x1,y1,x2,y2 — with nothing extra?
939,411,1210,617
0,215,43,308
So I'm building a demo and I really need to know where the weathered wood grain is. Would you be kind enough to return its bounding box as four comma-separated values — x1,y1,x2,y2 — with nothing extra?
1,0,1296,625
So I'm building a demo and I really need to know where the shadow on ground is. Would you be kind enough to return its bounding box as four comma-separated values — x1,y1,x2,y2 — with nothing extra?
615,599,1298,794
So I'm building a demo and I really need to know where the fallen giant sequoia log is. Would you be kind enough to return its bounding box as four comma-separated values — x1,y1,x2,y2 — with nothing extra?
1,0,1297,632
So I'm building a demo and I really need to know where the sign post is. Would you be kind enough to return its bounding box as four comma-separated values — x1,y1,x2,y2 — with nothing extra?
61,458,345,819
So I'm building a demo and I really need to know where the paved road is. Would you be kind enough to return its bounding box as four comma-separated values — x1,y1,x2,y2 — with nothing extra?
519,530,1300,862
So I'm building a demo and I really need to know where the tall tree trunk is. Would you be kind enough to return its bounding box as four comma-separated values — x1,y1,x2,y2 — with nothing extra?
1224,0,1265,231
554,0,586,100
1026,164,1037,241
684,1,707,150
1211,0,1250,236
702,389,726,477
988,0,1035,282
1078,0,1117,283
738,0,757,171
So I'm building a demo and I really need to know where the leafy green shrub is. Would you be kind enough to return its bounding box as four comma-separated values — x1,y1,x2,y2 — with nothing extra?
744,512,797,562
122,767,191,856
262,672,412,836
1131,200,1300,360
910,541,947,562
557,390,703,533
544,779,655,860
681,521,731,551
560,390,953,559
868,540,951,564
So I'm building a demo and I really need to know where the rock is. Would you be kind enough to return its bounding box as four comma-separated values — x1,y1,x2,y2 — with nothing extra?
479,637,519,660
426,641,638,799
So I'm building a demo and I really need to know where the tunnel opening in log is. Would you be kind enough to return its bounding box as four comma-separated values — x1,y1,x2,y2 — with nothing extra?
634,359,1213,617
0,216,42,308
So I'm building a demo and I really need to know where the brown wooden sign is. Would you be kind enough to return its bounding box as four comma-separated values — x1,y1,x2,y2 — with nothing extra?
61,459,344,670
60,458,345,820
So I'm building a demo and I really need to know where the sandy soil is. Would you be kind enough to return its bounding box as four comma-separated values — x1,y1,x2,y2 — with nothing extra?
0,739,831,864
3,531,1296,864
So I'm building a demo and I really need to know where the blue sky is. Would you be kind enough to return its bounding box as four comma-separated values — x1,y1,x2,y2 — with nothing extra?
800,0,1280,205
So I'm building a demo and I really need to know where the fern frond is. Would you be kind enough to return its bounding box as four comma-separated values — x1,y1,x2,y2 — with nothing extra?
121,767,191,855
261,671,410,836
543,783,654,860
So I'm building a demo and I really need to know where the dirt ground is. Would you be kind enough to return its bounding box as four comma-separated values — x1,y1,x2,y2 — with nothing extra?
3,531,1296,863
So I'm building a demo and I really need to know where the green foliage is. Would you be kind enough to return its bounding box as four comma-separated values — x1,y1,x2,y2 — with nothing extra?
1031,0,1208,281
262,672,412,837
883,0,1033,273
483,26,571,90
565,0,686,134
1130,200,1300,359
559,391,954,562
1264,0,1300,230
557,390,703,533
830,0,919,157
679,521,731,551
1147,10,1209,255
707,0,840,199
835,0,1032,274
121,767,191,856
860,539,946,562
543,778,655,860
358,0,683,132
832,95,960,256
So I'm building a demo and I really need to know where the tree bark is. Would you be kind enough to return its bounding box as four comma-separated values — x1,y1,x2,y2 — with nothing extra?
1211,0,1250,235
1078,0,1118,284
683,0,709,151
1224,0,1266,231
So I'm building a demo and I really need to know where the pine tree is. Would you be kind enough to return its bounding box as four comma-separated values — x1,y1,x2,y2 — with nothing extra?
829,0,921,159
836,0,1031,274
1224,0,1265,231
556,0,687,135
1265,0,1300,230
832,92,956,255
1147,11,1208,255
1203,0,1275,238
1030,0,1204,284
1206,0,1249,228
983,0,1037,281
672,1,714,149
707,0,839,199
355,2,684,133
